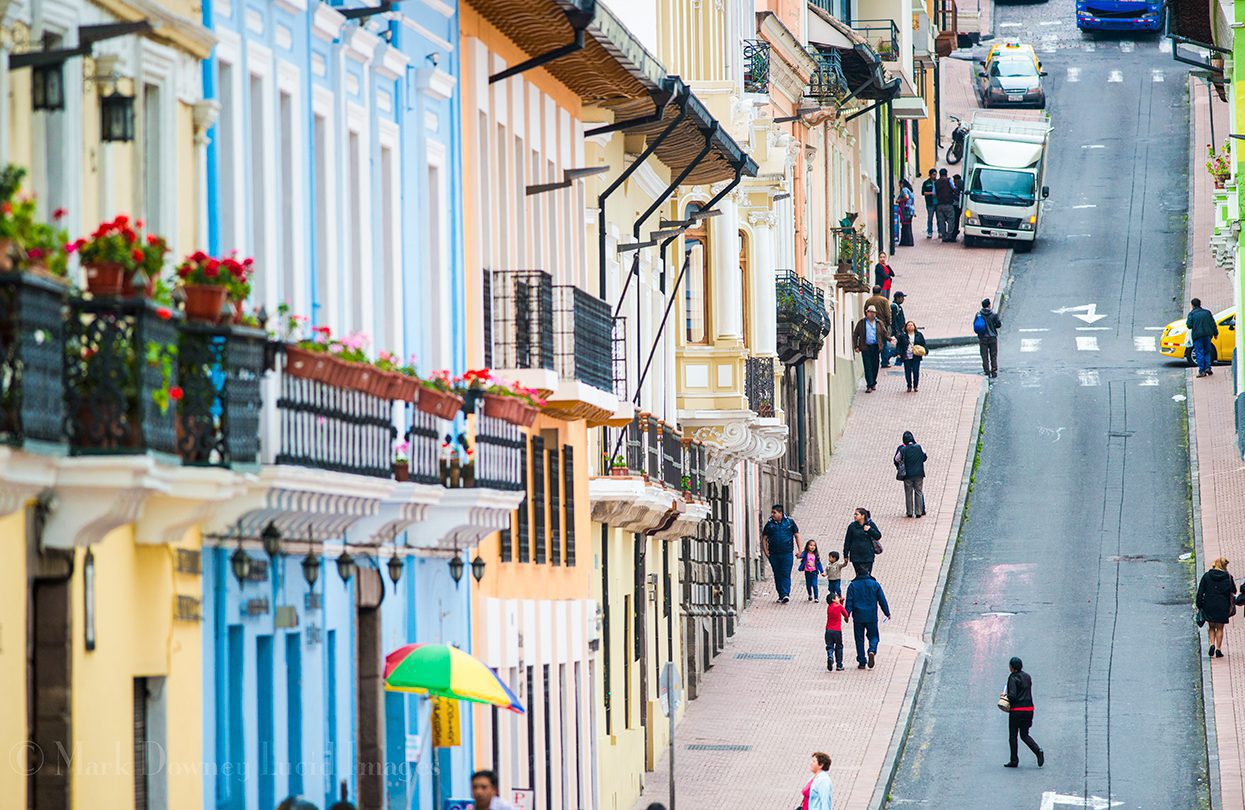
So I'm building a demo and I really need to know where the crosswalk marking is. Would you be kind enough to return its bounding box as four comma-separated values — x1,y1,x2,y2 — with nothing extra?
1076,336,1100,351
1077,326,1110,331
1134,336,1157,352
1144,326,1165,331
1137,370,1160,386
1119,40,1135,52
1108,70,1123,83
1159,38,1172,53
1039,19,1063,25
1021,339,1043,352
1067,67,1081,82
1084,41,1096,52
1079,370,1101,386
1152,69,1165,83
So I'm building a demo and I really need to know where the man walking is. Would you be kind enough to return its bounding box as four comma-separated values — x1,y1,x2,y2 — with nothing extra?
853,305,890,393
935,169,956,241
921,168,937,238
1186,297,1219,378
951,173,964,240
844,572,891,670
895,430,928,517
974,298,1002,378
761,504,800,603
472,770,518,809
890,292,907,340
1002,657,1044,768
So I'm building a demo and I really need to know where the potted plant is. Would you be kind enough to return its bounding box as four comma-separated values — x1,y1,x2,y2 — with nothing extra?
611,454,629,477
175,251,231,323
74,215,167,297
417,369,466,420
0,164,27,270
393,439,410,482
1207,141,1232,188
11,203,70,284
375,350,421,403
680,473,693,498
222,252,254,320
461,368,545,427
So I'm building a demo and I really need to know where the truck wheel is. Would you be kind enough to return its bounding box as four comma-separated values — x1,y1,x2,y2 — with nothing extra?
963,235,978,247
1014,241,1033,254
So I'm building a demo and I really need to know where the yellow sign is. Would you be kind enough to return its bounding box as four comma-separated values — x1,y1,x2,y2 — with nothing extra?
432,697,461,748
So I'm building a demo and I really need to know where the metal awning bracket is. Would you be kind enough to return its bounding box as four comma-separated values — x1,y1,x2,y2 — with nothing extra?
489,3,595,84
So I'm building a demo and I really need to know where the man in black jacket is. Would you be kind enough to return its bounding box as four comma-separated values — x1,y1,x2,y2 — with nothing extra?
1186,297,1219,378
1003,657,1044,768
921,169,937,238
895,430,927,517
976,298,1003,378
934,169,957,241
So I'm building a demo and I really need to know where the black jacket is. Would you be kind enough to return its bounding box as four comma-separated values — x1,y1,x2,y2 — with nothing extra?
895,329,926,359
896,442,928,479
891,302,907,331
1186,307,1219,341
1197,568,1238,624
934,177,955,205
843,520,882,565
874,262,894,288
977,308,1002,339
1006,670,1034,711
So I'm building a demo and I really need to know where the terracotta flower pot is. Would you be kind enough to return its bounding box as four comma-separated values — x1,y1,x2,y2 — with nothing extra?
416,387,465,420
393,461,410,482
284,345,335,385
482,393,538,427
84,262,126,297
183,284,229,324
391,375,421,403
611,466,629,477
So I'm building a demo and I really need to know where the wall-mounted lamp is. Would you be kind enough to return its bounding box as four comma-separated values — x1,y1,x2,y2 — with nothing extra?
336,551,356,584
302,552,320,588
448,553,465,584
388,553,404,585
32,60,65,111
471,555,486,584
261,522,282,558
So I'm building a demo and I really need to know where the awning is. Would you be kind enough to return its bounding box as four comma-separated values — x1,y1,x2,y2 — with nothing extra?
807,4,901,102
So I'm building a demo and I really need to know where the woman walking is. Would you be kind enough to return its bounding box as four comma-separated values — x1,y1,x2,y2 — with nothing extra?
801,752,833,810
898,181,916,247
874,252,895,299
1197,557,1238,658
842,507,882,577
797,540,825,601
1002,657,1044,768
894,321,926,392
893,431,928,518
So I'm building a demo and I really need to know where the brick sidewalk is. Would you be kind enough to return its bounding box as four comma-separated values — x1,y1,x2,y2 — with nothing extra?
633,370,983,810
1187,78,1243,810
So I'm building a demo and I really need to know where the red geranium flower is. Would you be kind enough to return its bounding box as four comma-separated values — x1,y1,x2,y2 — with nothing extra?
156,307,172,320
131,248,144,263
51,207,67,220
135,219,143,229
114,215,129,227
168,386,183,401
1,202,11,215
146,234,160,245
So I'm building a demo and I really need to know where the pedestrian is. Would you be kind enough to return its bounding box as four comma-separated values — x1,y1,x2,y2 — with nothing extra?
893,430,928,517
844,570,890,669
853,306,890,393
761,504,800,603
842,507,882,578
890,292,907,341
935,169,956,241
1001,657,1044,768
921,168,937,238
898,180,916,247
1197,557,1239,658
874,253,895,299
277,799,319,810
1186,297,1219,378
797,539,825,601
951,173,964,239
974,298,1002,378
472,770,517,810
825,592,848,672
895,321,927,392
825,550,847,599
865,286,892,332
802,752,834,810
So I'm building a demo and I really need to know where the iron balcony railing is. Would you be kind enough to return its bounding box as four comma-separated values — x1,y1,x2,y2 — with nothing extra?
776,270,832,365
833,226,873,291
403,405,444,486
852,19,901,60
486,269,555,373
178,323,265,466
553,285,613,393
604,413,705,499
0,272,66,446
913,60,929,103
745,356,776,418
743,39,771,94
439,407,525,491
807,48,849,104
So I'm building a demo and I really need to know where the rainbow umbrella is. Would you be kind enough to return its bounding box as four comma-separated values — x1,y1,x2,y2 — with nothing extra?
383,643,525,713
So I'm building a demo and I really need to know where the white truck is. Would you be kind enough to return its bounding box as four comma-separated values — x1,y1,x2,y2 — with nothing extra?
959,115,1052,251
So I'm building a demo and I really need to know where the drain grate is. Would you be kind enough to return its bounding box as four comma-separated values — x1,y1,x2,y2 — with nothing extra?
687,744,753,752
735,653,795,661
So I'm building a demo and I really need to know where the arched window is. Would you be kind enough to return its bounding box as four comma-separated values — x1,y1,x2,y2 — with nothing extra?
683,203,709,344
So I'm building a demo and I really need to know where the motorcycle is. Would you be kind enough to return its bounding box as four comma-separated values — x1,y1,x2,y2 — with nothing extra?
946,115,969,164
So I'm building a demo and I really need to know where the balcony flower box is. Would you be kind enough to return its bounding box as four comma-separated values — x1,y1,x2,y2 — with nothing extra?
417,386,464,420
284,344,335,384
482,393,537,427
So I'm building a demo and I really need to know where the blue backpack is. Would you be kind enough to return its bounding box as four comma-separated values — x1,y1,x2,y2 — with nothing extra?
972,312,988,336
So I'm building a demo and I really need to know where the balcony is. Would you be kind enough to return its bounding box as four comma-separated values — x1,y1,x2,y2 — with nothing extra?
806,48,849,106
0,272,67,448
892,58,930,120
832,227,873,293
743,39,771,94
745,356,776,418
1210,184,1238,270
487,269,621,425
776,270,832,365
851,19,900,60
589,413,710,539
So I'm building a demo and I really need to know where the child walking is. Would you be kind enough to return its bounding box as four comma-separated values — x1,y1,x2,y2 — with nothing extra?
797,540,825,601
825,593,849,671
825,551,847,599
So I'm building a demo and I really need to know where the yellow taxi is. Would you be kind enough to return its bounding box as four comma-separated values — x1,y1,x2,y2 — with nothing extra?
984,39,1042,71
1159,305,1236,365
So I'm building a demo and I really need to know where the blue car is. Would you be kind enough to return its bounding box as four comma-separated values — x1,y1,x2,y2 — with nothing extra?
1076,0,1164,31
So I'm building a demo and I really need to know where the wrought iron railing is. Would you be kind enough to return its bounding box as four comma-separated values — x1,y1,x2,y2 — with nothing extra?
487,269,555,372
0,272,66,446
600,413,704,499
852,19,900,60
554,285,613,392
807,48,849,104
611,315,628,402
743,39,771,94
403,405,443,486
913,60,929,103
177,324,265,467
468,410,525,491
776,270,832,365
272,348,395,478
745,356,776,418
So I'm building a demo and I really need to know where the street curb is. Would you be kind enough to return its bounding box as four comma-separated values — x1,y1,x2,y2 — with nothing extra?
867,380,989,810
924,246,1016,349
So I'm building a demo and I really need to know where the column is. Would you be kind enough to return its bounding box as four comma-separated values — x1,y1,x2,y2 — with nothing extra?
748,210,778,357
711,195,743,342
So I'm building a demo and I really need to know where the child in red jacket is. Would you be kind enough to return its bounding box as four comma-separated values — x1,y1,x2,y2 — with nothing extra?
825,592,849,672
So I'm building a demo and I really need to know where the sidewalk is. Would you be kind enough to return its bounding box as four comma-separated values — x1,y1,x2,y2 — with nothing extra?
633,370,984,810
1187,77,1242,810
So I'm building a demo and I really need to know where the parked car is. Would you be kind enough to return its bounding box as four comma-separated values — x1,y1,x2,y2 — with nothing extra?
975,40,1047,108
1159,306,1236,365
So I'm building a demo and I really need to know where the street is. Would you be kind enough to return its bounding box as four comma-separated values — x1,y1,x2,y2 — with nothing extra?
888,0,1209,806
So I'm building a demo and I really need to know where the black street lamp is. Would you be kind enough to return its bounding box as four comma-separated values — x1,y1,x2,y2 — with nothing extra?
448,553,465,584
336,551,356,584
261,522,282,558
388,554,404,585
471,555,486,583
302,552,320,588
100,91,135,142
230,543,251,585
32,61,65,111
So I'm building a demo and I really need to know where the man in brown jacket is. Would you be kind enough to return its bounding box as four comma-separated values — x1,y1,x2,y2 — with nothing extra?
864,286,892,332
853,305,890,392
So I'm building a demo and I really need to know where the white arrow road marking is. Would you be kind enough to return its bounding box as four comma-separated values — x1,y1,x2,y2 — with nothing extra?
1108,70,1124,83
1053,304,1108,324
1079,369,1100,386
1134,336,1157,352
1067,67,1081,82
1076,336,1100,351
1152,69,1165,82
1039,792,1123,810
1119,40,1134,52
1137,370,1160,386
1021,339,1043,352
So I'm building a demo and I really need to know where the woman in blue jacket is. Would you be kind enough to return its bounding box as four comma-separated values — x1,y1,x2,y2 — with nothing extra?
796,540,825,601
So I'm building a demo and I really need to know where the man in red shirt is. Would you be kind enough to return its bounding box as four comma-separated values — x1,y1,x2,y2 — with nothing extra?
825,594,849,671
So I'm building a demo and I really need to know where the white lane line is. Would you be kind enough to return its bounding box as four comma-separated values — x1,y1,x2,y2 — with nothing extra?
1018,328,1050,332
1119,40,1135,52
1000,21,1023,27
1079,369,1101,386
1160,38,1172,53
1039,19,1063,25
1071,203,1096,208
1145,326,1166,330
1077,336,1100,351
1067,67,1081,82
1152,69,1165,83
1134,336,1157,352
1021,338,1043,352
1082,144,1106,149
1108,70,1124,83
1076,327,1111,331
1137,370,1160,386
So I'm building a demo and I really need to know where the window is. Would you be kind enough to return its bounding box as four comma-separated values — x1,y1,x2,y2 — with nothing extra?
312,113,330,320
142,84,162,235
218,62,238,249
683,205,709,344
530,150,542,268
279,91,295,306
379,144,398,352
348,130,363,331
738,229,750,348
249,75,266,301
427,160,447,368
514,137,526,264
496,123,509,266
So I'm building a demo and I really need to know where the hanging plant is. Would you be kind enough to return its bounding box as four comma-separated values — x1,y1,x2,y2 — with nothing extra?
145,340,182,415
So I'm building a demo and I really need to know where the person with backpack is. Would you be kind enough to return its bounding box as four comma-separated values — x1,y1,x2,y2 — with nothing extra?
893,430,928,517
1186,297,1219,378
974,298,1003,378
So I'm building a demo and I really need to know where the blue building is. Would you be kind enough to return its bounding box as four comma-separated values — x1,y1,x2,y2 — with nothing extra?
197,3,509,809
